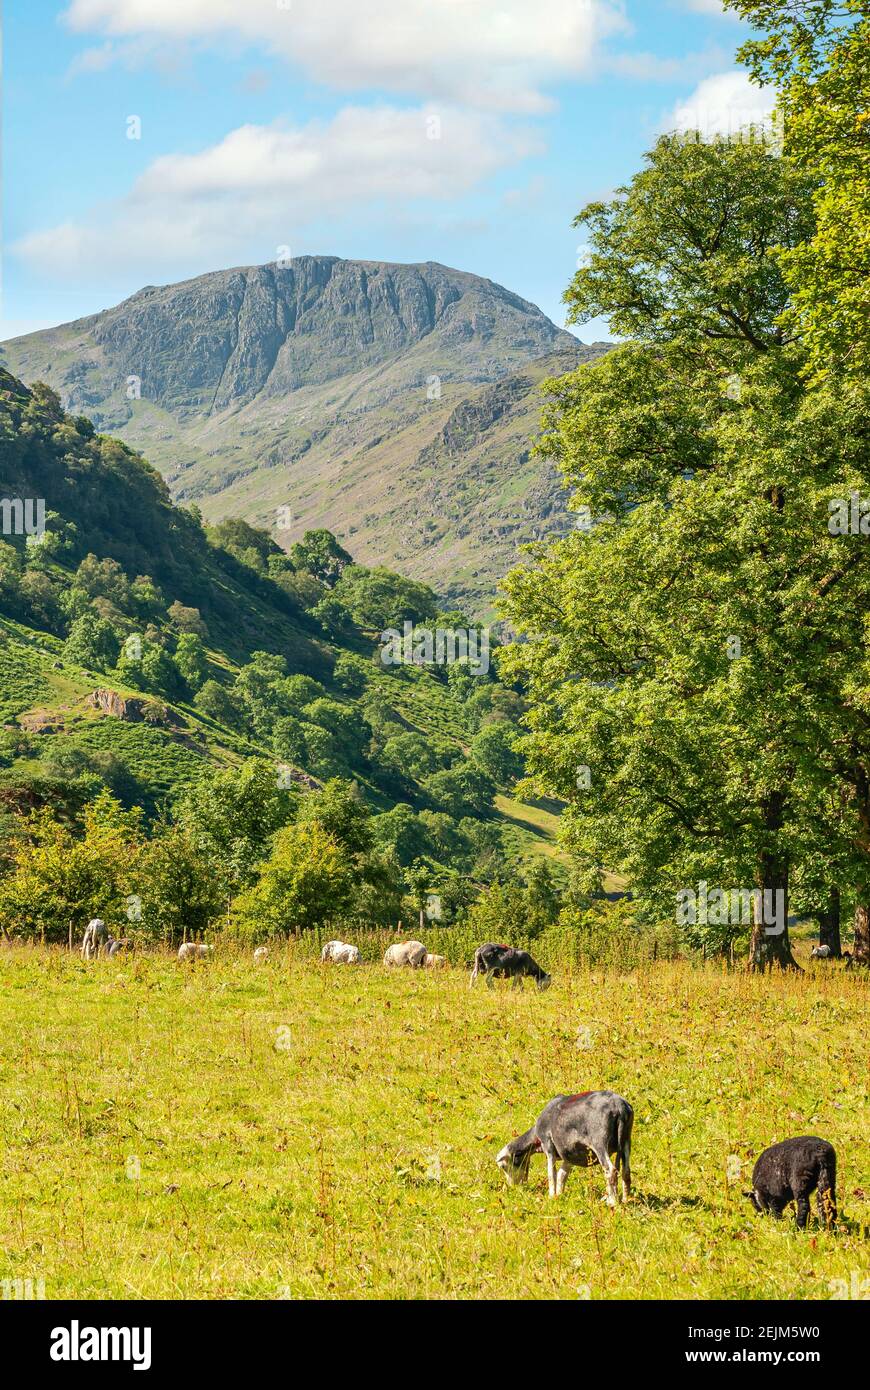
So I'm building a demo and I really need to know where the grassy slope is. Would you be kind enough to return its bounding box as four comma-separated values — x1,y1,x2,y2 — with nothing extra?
164,352,592,617
0,617,246,807
0,614,557,860
0,947,865,1300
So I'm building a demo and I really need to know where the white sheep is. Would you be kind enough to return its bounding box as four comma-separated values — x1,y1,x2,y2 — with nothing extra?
383,940,427,968
81,918,110,959
253,946,269,964
321,940,361,964
177,942,213,962
423,952,447,968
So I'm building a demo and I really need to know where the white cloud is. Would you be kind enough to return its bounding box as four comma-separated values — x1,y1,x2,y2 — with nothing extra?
664,71,776,141
63,0,630,112
14,105,539,278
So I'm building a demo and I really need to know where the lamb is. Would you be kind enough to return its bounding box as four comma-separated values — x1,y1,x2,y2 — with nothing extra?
383,940,427,968
177,942,214,962
253,946,269,964
470,942,551,991
497,1091,633,1206
321,940,361,964
745,1136,837,1229
81,919,110,959
423,952,447,968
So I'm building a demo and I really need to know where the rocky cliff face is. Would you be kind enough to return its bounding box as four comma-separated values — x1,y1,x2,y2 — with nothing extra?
1,258,608,612
11,258,574,423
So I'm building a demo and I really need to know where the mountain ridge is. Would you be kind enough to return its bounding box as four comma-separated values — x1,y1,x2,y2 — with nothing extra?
1,257,610,612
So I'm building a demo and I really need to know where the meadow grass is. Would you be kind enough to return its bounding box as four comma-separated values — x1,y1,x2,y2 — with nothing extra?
0,944,866,1300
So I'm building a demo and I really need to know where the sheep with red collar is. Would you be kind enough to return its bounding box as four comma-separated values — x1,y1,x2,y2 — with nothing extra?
497,1091,633,1206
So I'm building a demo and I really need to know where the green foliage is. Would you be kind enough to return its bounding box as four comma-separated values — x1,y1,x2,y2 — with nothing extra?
334,564,439,629
174,633,209,693
231,822,355,938
332,651,369,696
194,679,240,726
207,518,282,573
289,529,352,586
63,613,121,672
424,764,496,818
470,722,523,786
381,731,459,782
137,824,224,943
167,600,207,636
371,803,432,866
0,368,552,908
296,778,373,860
0,791,141,941
730,0,870,385
564,132,815,350
177,759,297,899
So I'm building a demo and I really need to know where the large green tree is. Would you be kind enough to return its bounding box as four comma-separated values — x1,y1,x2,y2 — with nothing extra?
502,133,870,967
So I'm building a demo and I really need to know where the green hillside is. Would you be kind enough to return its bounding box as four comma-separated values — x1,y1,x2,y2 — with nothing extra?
0,368,558,895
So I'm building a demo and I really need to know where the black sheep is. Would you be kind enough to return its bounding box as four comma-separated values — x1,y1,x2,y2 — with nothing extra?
470,943,551,990
745,1137,837,1229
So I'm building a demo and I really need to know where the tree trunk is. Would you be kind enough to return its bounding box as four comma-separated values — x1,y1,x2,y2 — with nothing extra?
817,887,841,957
748,797,799,970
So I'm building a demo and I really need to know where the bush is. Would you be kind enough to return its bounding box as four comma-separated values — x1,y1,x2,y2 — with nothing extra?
231,822,355,939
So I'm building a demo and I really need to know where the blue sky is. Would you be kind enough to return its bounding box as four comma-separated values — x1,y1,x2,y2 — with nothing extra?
2,0,773,341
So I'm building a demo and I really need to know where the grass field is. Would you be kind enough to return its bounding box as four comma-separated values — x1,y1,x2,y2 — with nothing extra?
0,945,867,1300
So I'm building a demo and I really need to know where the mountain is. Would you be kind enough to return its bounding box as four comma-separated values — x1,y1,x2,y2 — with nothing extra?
1,258,609,613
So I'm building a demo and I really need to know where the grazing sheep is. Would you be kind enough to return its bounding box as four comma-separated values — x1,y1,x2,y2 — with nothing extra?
81,919,110,959
177,942,214,962
497,1091,633,1206
253,946,269,964
321,940,361,965
470,942,551,991
745,1136,837,1229
424,952,447,969
810,944,832,959
383,940,427,968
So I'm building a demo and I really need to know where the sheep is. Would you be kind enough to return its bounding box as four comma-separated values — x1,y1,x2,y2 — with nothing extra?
745,1136,837,1229
104,938,133,958
497,1091,633,1206
177,942,214,962
253,946,269,964
81,918,110,959
470,942,551,991
810,944,832,959
383,940,427,968
423,952,447,968
321,940,361,964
